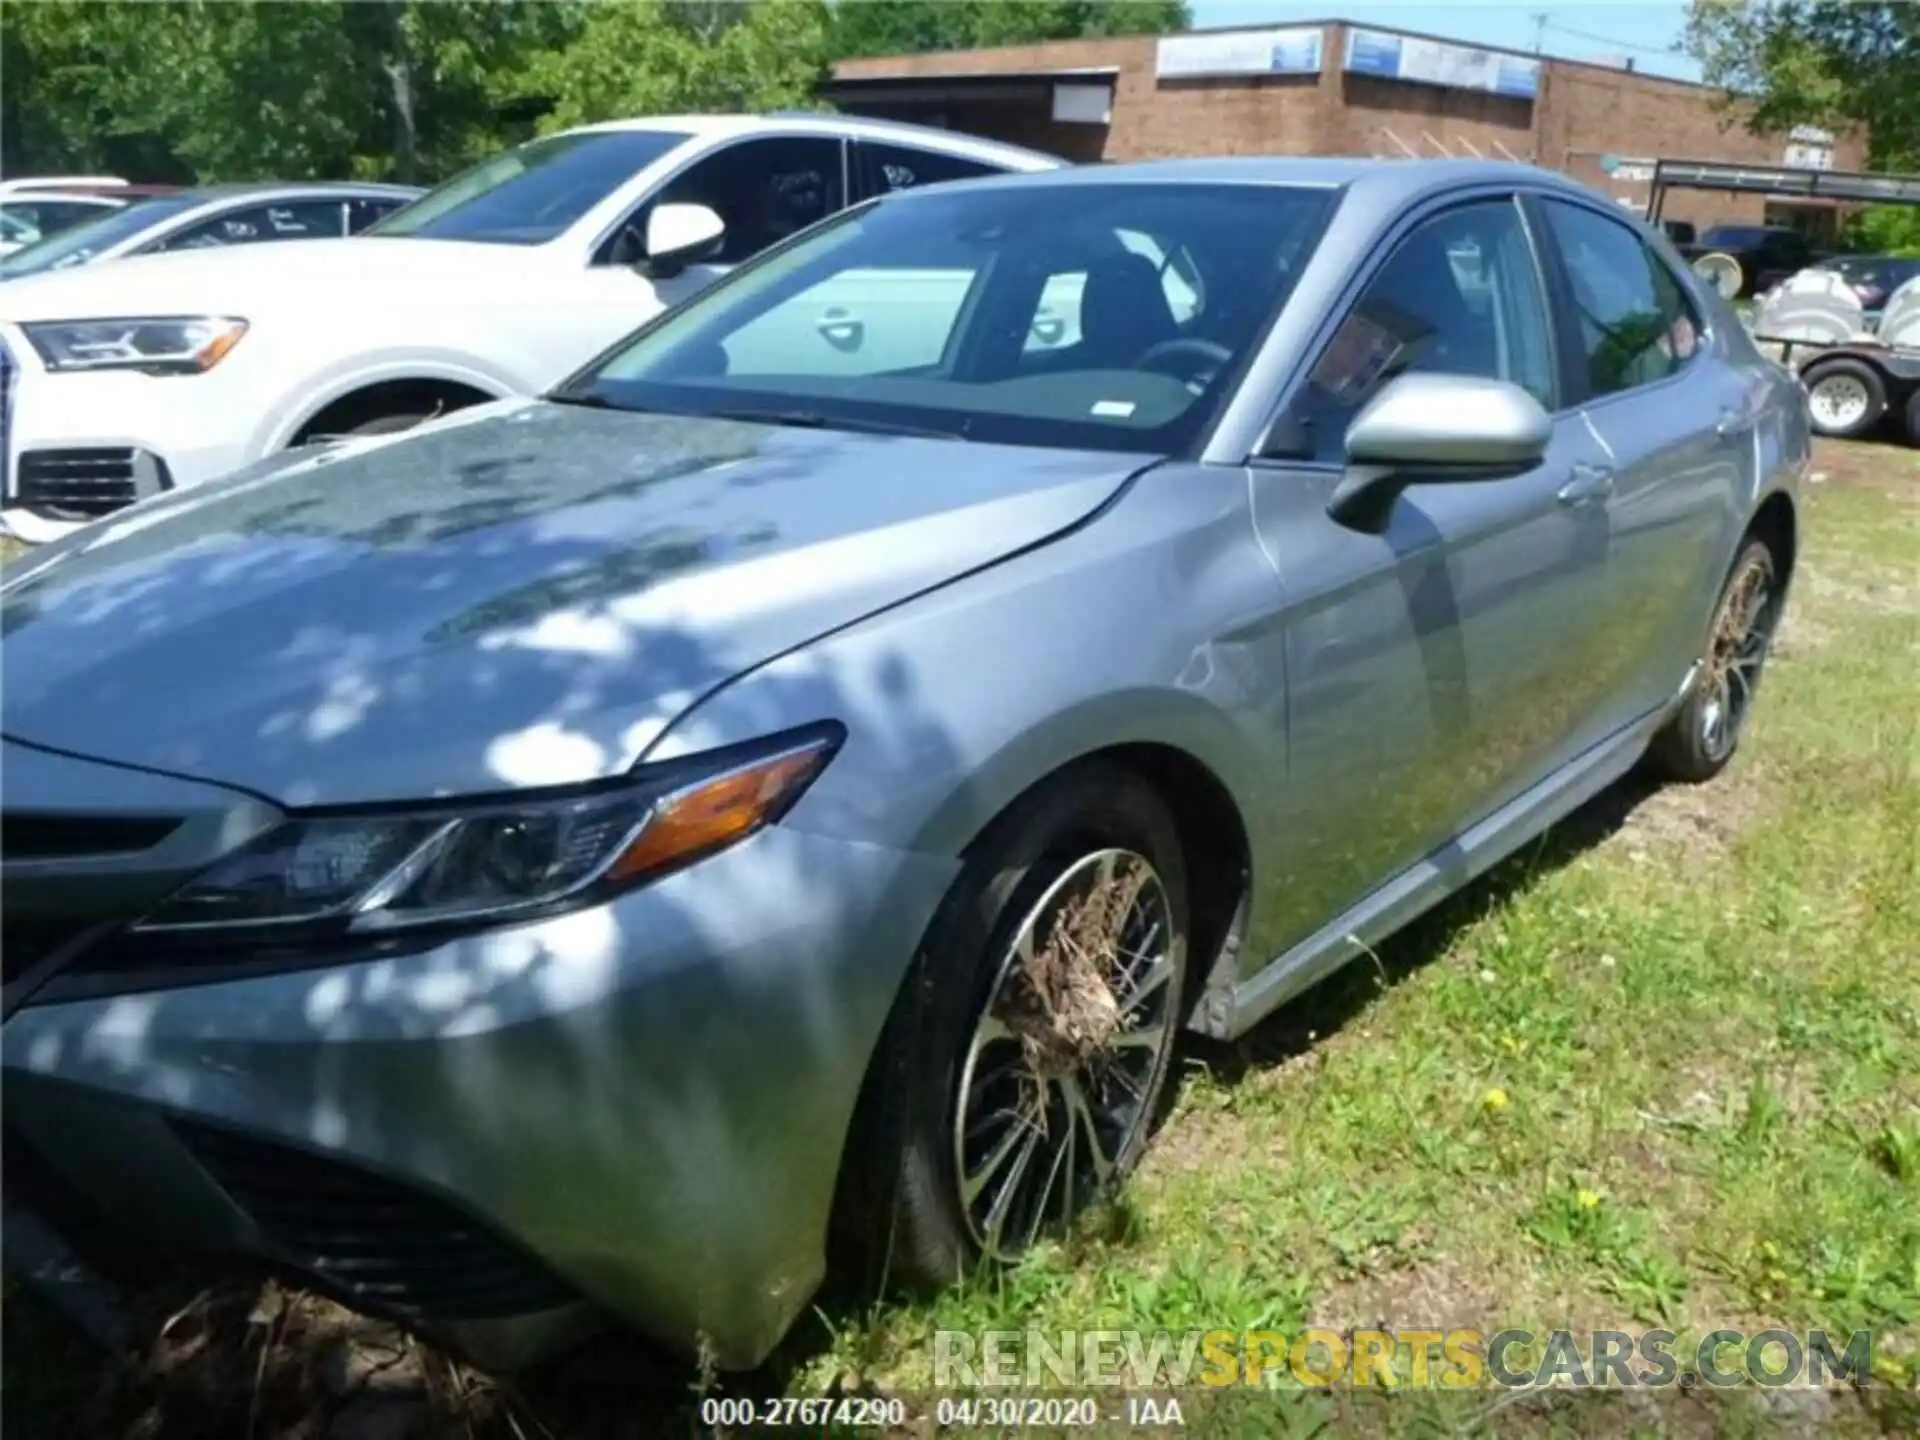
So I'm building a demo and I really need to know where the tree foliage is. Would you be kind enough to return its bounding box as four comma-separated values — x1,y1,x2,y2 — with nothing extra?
828,0,1191,59
1685,1,1920,169
1,0,1193,185
531,0,832,133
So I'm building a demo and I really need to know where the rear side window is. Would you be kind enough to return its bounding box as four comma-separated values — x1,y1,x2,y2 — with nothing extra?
1541,199,1700,400
858,142,1002,198
156,200,349,250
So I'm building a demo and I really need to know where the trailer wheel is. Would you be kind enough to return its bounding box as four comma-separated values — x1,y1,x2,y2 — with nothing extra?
1802,357,1887,439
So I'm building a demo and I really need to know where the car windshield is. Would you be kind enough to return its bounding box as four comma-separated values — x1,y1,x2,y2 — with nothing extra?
0,194,199,279
562,181,1339,456
365,129,690,246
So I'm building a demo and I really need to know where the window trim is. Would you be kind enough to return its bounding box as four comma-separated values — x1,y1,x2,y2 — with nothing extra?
586,132,852,269
1249,188,1562,470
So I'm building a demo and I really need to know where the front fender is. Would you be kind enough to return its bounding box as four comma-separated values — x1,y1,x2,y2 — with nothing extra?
637,459,1285,895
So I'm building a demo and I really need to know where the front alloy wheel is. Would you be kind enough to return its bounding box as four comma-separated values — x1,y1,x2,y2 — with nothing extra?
954,848,1179,1260
836,763,1189,1291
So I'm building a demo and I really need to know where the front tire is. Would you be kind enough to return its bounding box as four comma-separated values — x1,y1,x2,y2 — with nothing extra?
836,763,1189,1292
1803,358,1887,439
1645,539,1781,783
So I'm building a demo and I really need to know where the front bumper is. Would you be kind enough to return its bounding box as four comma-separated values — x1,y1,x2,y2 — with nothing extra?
2,822,958,1369
0,322,252,538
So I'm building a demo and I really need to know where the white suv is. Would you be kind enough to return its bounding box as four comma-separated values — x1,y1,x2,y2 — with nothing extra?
0,116,1061,540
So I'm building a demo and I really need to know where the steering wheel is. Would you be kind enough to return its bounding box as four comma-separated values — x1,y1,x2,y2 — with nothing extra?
1135,337,1234,391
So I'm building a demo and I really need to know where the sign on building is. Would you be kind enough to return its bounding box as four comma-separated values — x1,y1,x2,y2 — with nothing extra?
1783,124,1835,172
1155,26,1325,80
1344,28,1541,100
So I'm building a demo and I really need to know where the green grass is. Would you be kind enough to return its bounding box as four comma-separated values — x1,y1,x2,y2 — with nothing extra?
3,450,1917,1437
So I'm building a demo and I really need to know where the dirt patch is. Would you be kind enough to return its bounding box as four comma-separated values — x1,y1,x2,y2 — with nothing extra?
24,1280,533,1440
1598,756,1775,866
1810,438,1920,500
1309,1255,1505,1336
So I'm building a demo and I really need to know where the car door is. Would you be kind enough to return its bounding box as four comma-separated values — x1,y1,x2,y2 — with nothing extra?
1245,195,1617,960
1534,196,1751,733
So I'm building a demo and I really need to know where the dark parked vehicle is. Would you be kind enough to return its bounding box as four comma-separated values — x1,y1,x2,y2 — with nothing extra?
1680,224,1820,297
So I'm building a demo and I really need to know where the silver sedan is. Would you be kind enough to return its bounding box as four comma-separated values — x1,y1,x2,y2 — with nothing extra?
0,157,1807,1370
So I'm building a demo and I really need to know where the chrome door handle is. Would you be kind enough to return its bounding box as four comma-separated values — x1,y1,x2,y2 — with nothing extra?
1557,462,1615,507
1716,406,1752,438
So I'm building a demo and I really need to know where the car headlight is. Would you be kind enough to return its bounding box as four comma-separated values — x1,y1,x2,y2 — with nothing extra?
134,728,839,939
22,316,248,374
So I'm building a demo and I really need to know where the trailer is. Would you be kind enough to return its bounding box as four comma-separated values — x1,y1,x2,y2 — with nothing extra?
1648,158,1920,445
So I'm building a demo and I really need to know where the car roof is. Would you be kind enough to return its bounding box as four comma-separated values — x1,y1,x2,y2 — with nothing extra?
862,153,1601,206
0,190,130,205
563,112,1063,171
170,181,424,203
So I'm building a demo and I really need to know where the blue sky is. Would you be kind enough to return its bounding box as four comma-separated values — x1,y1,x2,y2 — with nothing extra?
1185,1,1702,83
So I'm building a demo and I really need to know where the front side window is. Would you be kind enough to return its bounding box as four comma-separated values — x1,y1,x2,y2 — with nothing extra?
647,137,847,266
1541,199,1700,400
367,129,691,246
563,181,1338,456
346,196,409,233
1272,198,1555,463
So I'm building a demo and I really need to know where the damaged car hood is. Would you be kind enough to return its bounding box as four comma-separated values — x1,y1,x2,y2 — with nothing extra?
0,399,1148,805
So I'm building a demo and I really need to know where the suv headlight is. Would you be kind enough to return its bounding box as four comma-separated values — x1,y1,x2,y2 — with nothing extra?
135,728,839,939
22,316,248,374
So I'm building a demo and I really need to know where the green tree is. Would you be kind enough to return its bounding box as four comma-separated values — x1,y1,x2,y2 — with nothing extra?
531,0,833,132
0,0,573,184
1685,1,1920,170
828,0,1191,60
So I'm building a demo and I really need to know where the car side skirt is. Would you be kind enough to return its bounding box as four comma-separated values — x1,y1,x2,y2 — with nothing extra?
1219,701,1671,1041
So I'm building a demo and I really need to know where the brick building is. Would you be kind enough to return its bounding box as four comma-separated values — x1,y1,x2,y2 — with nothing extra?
826,20,1867,239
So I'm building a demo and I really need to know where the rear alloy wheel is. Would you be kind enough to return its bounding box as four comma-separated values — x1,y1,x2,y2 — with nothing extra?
1803,359,1887,439
836,763,1188,1291
1645,539,1781,783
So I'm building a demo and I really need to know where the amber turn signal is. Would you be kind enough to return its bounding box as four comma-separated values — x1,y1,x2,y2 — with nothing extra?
608,739,835,881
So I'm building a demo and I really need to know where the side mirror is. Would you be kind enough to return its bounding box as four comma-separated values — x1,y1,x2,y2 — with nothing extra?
641,202,725,277
1328,372,1551,531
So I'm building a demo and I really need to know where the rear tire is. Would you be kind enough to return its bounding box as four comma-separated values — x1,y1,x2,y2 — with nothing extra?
834,762,1189,1293
1645,539,1781,784
1802,358,1887,439
1904,386,1920,447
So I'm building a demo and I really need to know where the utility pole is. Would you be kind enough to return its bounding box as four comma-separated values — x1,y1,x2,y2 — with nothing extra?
1532,13,1548,54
